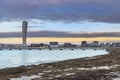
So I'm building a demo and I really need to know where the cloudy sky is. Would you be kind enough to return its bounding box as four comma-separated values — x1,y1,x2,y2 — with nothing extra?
0,0,120,43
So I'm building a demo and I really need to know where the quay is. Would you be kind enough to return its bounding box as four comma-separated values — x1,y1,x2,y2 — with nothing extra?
0,46,118,51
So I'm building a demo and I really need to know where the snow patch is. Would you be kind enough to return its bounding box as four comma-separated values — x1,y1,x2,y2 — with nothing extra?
10,75,41,80
37,73,44,76
43,70,52,73
77,65,120,71
66,73,75,76
57,69,62,72
113,78,120,80
109,72,120,80
55,75,61,78
84,56,99,60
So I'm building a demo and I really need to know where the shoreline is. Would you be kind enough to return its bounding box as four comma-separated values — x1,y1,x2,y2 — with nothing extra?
0,49,107,70
0,49,120,80
0,47,106,50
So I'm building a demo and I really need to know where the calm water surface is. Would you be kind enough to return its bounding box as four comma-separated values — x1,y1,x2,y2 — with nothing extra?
0,49,108,69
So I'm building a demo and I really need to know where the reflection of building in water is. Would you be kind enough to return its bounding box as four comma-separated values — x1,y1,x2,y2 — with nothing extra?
22,20,28,45
20,50,28,65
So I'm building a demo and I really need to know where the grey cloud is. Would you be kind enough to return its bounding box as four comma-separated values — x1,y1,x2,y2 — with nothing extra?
0,0,120,23
0,31,120,38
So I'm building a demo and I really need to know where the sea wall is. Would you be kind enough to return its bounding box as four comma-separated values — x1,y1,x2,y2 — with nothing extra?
107,48,120,54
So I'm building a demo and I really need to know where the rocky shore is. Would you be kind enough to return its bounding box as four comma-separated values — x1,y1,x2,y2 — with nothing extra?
0,48,120,80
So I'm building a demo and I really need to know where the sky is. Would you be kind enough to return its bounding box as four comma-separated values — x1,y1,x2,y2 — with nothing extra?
0,0,120,43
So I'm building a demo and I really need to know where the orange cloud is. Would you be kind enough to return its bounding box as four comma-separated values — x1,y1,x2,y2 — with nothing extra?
0,37,120,44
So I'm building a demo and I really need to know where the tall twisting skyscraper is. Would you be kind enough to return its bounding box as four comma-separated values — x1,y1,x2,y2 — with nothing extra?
22,20,28,45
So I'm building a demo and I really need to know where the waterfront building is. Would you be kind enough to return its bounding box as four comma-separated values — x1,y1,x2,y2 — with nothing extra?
90,41,99,47
49,42,58,45
30,43,45,47
63,43,77,47
112,43,120,47
81,41,88,47
100,43,106,47
22,20,28,45
110,43,116,47
106,43,111,47
49,42,59,48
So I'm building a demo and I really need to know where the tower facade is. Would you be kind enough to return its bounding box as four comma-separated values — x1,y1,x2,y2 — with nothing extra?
22,20,28,45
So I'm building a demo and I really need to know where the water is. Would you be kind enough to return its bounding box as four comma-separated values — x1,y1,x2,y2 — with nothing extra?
0,49,108,69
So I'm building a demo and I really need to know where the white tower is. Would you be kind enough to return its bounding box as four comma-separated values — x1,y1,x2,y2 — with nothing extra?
22,20,28,45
